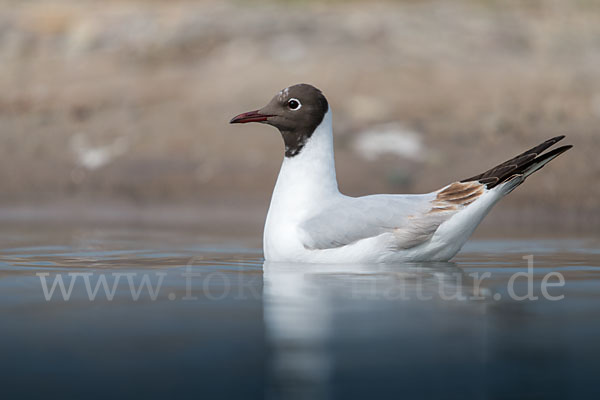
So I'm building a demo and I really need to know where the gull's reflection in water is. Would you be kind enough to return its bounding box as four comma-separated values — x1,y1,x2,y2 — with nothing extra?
263,260,486,400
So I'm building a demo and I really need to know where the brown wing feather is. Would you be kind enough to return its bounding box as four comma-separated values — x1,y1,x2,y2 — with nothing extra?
429,181,485,215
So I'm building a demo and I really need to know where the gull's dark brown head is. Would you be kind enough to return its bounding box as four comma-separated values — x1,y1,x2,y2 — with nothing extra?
230,83,329,157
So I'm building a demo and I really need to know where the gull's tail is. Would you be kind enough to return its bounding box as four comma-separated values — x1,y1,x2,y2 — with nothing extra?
461,135,572,192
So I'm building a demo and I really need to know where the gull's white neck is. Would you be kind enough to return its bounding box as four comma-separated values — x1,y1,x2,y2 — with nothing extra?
264,109,338,258
264,109,339,259
270,109,339,209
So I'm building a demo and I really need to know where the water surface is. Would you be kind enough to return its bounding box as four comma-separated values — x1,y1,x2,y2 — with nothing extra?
1,226,599,399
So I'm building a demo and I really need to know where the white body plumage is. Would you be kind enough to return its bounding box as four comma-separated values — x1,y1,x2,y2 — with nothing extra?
264,110,507,263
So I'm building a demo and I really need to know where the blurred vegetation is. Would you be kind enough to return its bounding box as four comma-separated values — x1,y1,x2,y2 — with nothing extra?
0,0,598,232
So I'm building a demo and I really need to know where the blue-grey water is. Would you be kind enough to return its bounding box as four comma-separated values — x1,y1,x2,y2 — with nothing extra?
1,226,599,399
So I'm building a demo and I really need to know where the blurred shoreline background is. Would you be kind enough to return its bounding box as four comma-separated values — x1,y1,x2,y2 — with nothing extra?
0,0,598,236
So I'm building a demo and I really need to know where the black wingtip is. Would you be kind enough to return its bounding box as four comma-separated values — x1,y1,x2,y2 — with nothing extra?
537,135,566,149
461,136,572,188
552,144,573,154
533,144,573,161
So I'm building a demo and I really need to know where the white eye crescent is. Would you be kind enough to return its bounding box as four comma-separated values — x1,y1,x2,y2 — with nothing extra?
287,98,301,110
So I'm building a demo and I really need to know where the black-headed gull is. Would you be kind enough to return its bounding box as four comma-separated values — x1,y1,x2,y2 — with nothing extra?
230,84,572,263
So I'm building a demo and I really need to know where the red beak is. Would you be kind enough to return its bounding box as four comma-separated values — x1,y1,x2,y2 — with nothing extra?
229,110,273,124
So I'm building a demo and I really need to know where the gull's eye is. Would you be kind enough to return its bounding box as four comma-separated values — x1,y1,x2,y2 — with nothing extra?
287,98,301,110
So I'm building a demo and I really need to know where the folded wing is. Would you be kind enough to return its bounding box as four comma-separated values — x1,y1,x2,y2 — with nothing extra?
300,135,571,252
298,191,470,251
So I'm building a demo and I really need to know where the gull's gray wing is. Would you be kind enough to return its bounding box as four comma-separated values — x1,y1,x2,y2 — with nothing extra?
299,182,486,250
301,135,572,252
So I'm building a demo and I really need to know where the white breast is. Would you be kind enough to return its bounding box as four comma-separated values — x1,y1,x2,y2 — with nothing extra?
263,110,340,261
